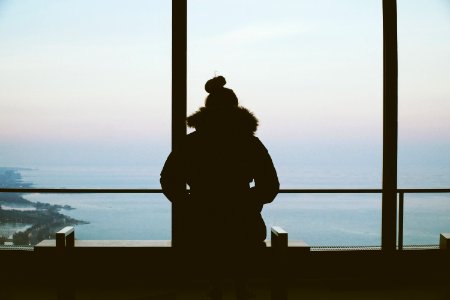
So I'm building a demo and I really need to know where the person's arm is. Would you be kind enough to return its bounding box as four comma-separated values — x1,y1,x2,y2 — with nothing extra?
160,149,188,203
251,137,280,206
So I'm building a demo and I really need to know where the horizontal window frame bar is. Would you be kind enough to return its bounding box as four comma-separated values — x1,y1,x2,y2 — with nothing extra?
1,188,449,194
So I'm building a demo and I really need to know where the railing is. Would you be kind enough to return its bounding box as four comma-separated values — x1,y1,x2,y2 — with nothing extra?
1,187,450,250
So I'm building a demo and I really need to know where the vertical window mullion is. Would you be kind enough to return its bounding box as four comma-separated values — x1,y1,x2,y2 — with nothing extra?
382,0,398,251
171,0,187,246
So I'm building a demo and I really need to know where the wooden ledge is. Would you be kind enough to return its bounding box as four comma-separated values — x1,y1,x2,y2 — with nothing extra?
265,240,310,250
35,240,172,249
35,239,309,250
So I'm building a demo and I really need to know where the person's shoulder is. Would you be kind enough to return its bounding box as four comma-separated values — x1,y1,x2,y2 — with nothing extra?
249,135,269,152
183,131,204,148
170,132,199,150
186,131,201,141
248,134,262,144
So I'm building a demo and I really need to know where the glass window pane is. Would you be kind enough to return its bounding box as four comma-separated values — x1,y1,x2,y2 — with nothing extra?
0,190,170,246
0,0,171,187
188,0,382,246
398,0,450,189
0,1,171,245
265,194,381,246
403,193,450,246
398,0,450,245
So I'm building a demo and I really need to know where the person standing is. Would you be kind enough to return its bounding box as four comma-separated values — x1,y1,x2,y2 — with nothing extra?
161,76,279,299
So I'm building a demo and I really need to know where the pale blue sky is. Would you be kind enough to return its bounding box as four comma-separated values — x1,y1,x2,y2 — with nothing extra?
0,0,449,170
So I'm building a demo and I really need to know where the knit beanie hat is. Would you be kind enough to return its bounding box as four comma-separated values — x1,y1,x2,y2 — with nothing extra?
204,76,239,108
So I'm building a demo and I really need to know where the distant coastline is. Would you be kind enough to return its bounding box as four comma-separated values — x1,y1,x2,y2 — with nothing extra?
0,167,87,246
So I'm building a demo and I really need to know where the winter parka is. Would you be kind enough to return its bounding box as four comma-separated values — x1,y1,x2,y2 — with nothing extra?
160,106,279,248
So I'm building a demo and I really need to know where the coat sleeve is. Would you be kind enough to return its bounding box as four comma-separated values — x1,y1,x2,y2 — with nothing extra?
251,137,280,205
160,149,188,203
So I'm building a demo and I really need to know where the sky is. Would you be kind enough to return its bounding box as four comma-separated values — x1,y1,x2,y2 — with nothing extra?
0,0,449,172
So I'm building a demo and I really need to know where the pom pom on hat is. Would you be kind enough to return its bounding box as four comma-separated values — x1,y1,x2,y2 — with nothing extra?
205,76,226,94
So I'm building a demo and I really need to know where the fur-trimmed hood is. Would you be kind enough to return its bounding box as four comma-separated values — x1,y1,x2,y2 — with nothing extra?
187,106,259,135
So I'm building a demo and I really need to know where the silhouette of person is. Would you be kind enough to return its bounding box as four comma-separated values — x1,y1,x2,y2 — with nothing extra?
160,76,279,299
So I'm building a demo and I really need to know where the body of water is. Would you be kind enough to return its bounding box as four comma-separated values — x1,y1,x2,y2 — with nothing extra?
9,162,450,246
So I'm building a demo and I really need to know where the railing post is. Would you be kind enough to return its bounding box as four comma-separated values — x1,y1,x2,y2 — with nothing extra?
56,226,75,300
382,0,398,252
271,226,288,300
398,192,404,250
440,233,450,251
56,226,74,248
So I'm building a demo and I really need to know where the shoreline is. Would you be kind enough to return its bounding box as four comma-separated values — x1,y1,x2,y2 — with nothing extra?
0,167,87,246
